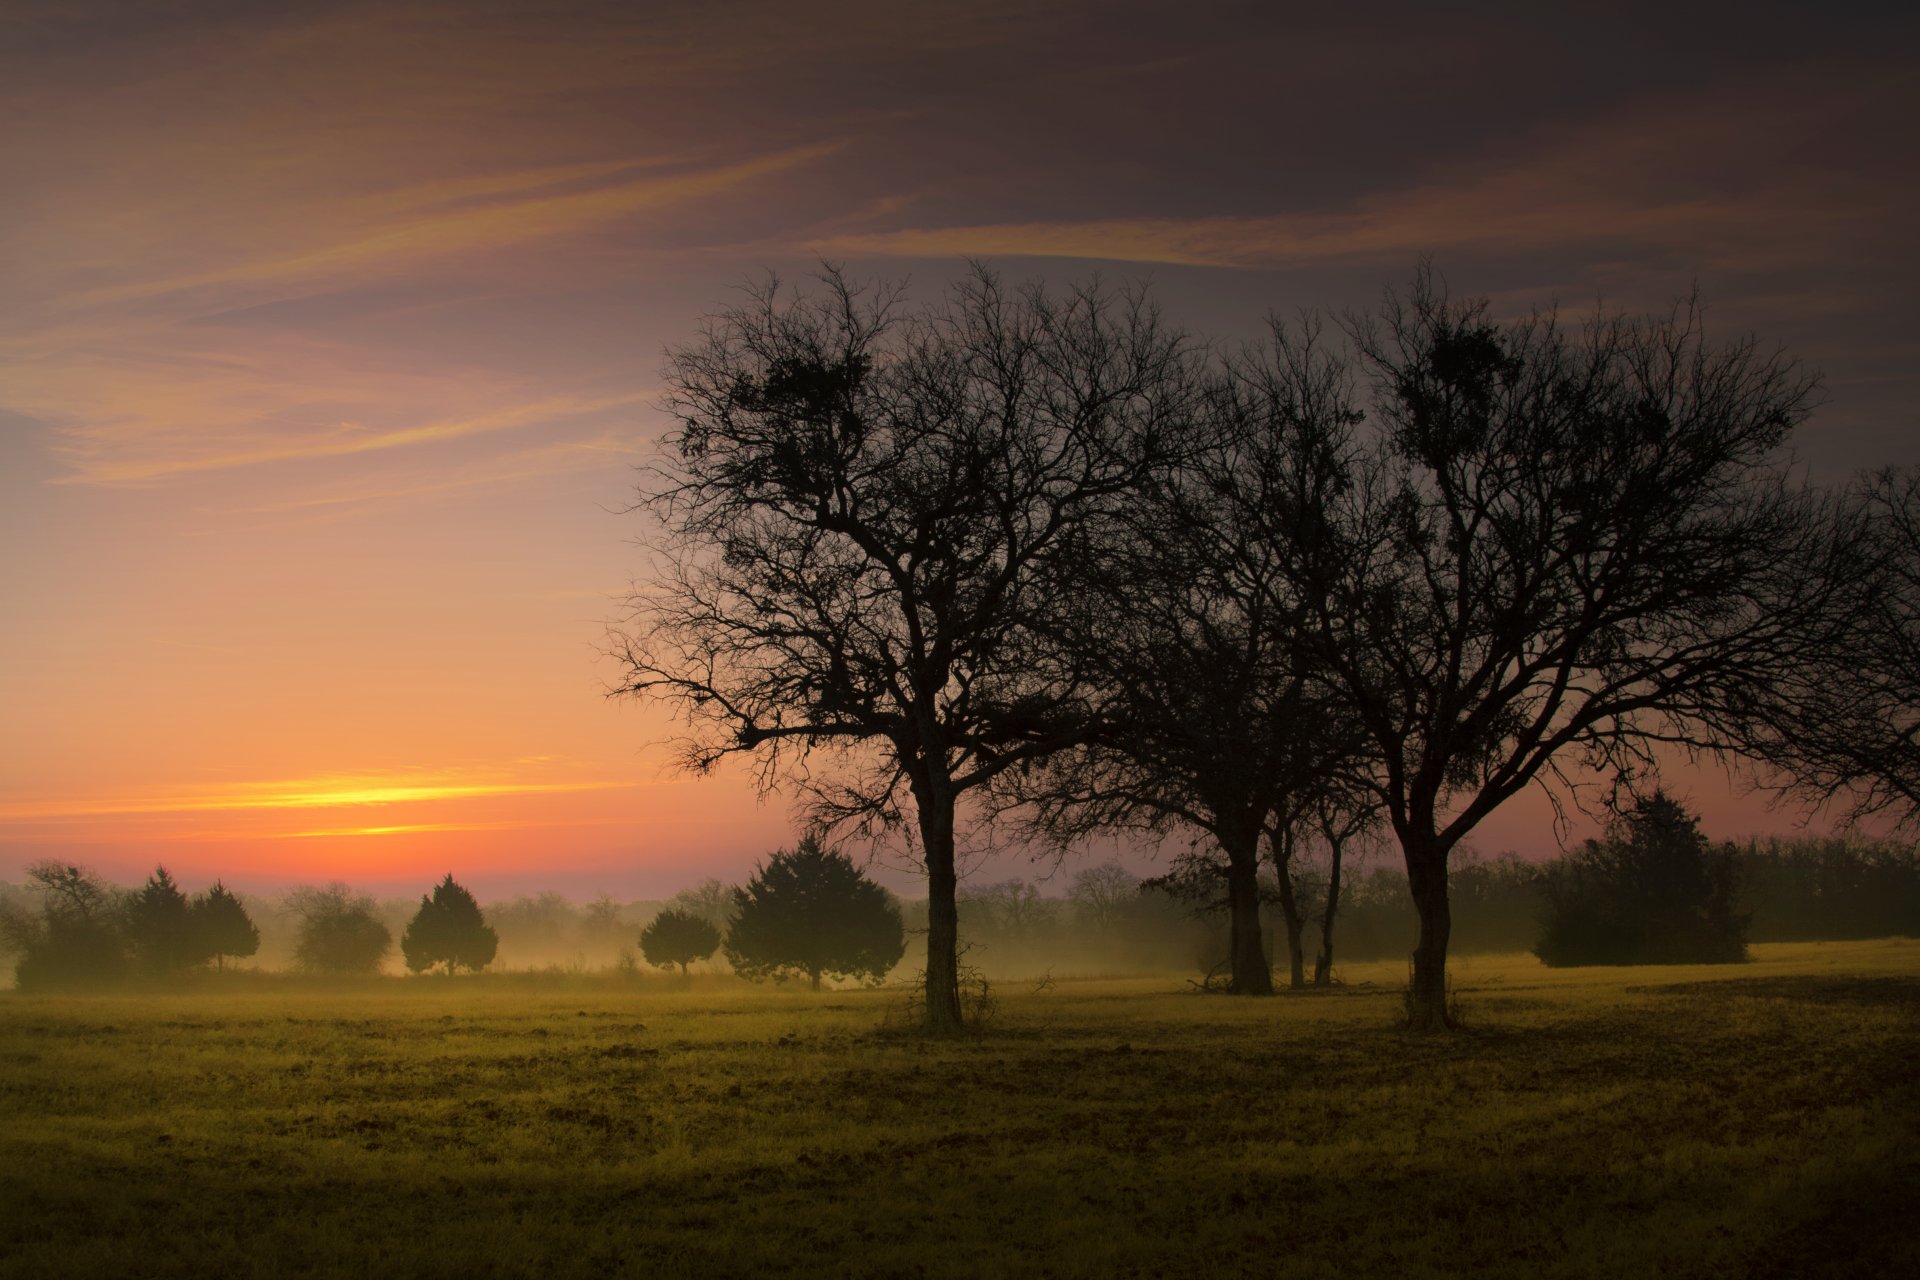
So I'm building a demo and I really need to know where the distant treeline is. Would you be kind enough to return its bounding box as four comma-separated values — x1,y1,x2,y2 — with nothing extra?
2,833,1915,990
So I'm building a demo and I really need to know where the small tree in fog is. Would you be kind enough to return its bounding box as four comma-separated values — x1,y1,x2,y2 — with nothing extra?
7,862,130,990
289,884,393,976
124,866,207,976
640,908,722,976
667,879,735,933
192,882,259,971
1535,792,1748,966
725,834,905,990
1067,862,1141,932
401,874,499,975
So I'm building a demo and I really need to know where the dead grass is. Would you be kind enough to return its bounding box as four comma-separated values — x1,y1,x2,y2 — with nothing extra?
1,941,1915,1278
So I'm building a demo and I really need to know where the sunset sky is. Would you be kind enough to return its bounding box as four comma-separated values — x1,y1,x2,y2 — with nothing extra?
4,0,1917,900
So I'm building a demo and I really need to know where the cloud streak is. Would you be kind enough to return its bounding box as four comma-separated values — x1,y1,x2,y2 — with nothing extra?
79,142,845,307
49,392,648,487
0,769,634,824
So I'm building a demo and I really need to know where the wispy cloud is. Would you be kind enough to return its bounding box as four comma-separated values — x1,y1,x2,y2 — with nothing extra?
49,393,647,488
805,75,1908,277
78,142,845,307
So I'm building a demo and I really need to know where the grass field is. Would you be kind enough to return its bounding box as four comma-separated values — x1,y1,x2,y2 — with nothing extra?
2,940,1916,1278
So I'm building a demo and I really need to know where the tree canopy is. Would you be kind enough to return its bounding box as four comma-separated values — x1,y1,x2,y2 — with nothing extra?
640,907,722,976
290,884,393,976
724,834,905,990
401,874,499,975
615,264,1198,1031
1536,792,1749,966
193,882,260,970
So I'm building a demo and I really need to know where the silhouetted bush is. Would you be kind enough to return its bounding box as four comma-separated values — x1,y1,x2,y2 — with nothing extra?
192,882,260,970
6,862,129,990
725,834,905,989
125,866,207,976
1535,794,1749,967
288,883,393,975
639,907,721,975
401,874,498,974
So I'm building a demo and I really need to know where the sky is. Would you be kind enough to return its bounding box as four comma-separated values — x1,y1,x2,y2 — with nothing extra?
3,0,1916,901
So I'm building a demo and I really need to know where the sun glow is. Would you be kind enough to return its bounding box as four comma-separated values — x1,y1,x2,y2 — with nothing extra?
0,770,627,823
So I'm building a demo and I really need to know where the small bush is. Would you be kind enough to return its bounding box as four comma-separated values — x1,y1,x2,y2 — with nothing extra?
1535,792,1748,967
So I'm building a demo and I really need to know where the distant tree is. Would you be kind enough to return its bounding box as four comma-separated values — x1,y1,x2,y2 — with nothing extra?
579,893,629,949
1535,792,1749,967
288,883,393,976
191,882,259,971
640,907,722,976
956,879,1057,943
481,891,578,959
666,879,735,933
124,866,207,976
613,265,1198,1032
725,834,906,989
9,862,129,990
401,874,499,975
1067,862,1141,933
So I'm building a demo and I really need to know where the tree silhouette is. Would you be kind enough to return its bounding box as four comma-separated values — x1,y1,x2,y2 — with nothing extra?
1267,271,1857,1027
615,265,1196,1031
1743,467,1920,827
124,865,206,976
639,907,722,976
1536,791,1749,966
192,882,259,971
401,874,498,975
1018,319,1374,993
289,884,392,976
7,861,127,990
725,834,905,990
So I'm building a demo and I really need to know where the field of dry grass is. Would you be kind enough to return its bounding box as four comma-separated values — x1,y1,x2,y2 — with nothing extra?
2,940,1915,1277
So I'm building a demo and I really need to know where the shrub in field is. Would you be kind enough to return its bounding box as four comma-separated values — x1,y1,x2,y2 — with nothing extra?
1535,793,1749,966
6,861,129,990
125,865,208,976
726,834,906,989
289,883,393,975
640,907,722,976
401,874,498,974
192,882,259,970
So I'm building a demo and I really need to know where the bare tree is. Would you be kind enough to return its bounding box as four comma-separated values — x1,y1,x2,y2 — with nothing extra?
612,264,1199,1032
1308,786,1382,986
1019,319,1370,994
1741,467,1920,826
1284,270,1862,1029
1066,861,1140,932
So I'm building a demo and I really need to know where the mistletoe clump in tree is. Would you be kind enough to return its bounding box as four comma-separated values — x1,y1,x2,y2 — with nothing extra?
640,907,722,976
725,835,905,990
400,874,498,975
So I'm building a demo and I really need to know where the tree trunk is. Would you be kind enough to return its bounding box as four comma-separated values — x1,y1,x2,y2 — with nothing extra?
1222,829,1272,995
915,775,965,1033
1270,828,1306,990
1403,832,1454,1031
1313,828,1345,988
809,968,821,991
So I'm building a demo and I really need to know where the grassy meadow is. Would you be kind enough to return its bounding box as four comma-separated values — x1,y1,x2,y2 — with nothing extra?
2,940,1915,1278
